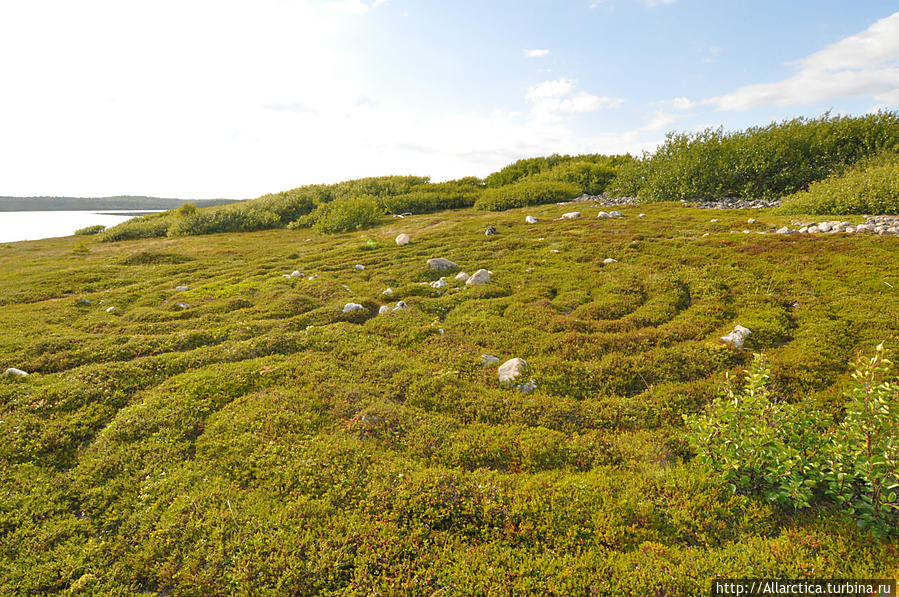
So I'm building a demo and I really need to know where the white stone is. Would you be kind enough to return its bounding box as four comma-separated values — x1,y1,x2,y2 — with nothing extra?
597,211,611,219
378,305,391,315
776,226,791,234
719,325,752,350
175,302,189,310
799,227,809,234
844,226,855,234
430,278,447,289
525,216,539,224
609,210,623,218
354,264,365,271
747,218,757,224
382,288,394,296
455,272,470,282
560,212,580,220
466,269,490,285
817,222,832,233
308,274,318,280
808,226,820,233
106,306,116,313
290,270,302,278
550,249,560,253
427,258,459,272
710,219,719,223
342,303,365,313
3,367,28,377
393,300,409,311
395,233,410,246
638,213,646,218
602,258,618,264
498,358,528,386
175,285,190,292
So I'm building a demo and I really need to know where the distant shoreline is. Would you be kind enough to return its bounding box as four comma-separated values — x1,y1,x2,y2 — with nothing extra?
0,196,243,212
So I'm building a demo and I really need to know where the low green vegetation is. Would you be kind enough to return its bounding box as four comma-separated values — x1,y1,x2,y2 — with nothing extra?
779,151,899,215
73,225,105,236
609,111,899,203
1,200,897,594
474,180,581,211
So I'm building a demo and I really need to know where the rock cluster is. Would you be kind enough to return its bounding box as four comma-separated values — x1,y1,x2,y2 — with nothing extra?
781,216,899,235
565,194,640,206
687,198,781,209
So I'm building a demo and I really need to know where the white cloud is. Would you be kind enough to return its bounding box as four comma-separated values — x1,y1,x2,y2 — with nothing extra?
670,11,899,111
326,0,386,15
526,78,623,121
525,48,550,57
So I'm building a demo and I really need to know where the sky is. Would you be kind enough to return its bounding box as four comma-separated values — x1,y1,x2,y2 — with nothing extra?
1,0,898,199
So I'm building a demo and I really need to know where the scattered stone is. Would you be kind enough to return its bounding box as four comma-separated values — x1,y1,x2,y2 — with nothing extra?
817,222,832,233
799,227,809,234
687,198,780,209
106,306,116,313
282,274,291,278
638,213,646,218
455,271,470,282
427,258,459,272
701,232,710,237
845,226,856,234
517,379,537,394
3,368,28,378
808,225,820,233
549,249,560,253
776,226,791,234
719,325,752,350
342,303,365,313
354,264,365,271
559,212,580,220
747,218,757,224
382,288,394,296
485,226,497,236
481,354,500,367
378,305,391,315
430,278,447,289
76,298,91,306
290,270,302,278
393,300,409,311
602,258,617,264
308,274,318,280
609,210,623,218
498,358,528,386
466,269,490,285
562,194,639,206
175,302,189,310
525,216,539,224
175,285,190,292
395,233,410,246
597,211,611,219
710,219,719,223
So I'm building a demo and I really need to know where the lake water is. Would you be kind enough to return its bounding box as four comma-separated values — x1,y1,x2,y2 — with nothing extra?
0,211,160,243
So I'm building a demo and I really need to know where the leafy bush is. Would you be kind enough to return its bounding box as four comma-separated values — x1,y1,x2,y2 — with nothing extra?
632,111,899,202
377,178,484,215
73,224,106,236
97,212,171,241
528,160,619,195
474,181,581,211
779,151,899,215
686,346,899,535
301,196,384,233
167,207,281,237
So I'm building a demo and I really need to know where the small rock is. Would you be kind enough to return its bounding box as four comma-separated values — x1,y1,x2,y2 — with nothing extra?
559,212,581,220
817,222,832,233
799,227,809,234
597,211,611,219
378,305,391,315
776,226,791,234
466,269,490,285
485,226,497,236
175,302,189,310
844,226,855,234
498,358,528,386
393,301,409,311
76,298,91,306
701,232,710,237
175,285,190,292
481,354,500,367
609,210,623,218
354,264,365,271
602,258,617,264
382,288,394,296
525,216,539,224
430,278,447,289
282,274,291,278
106,306,116,313
710,219,719,223
308,274,318,280
290,270,302,278
3,368,28,378
517,379,537,394
747,218,757,224
395,233,410,246
719,325,752,350
549,249,560,253
455,271,470,282
638,213,646,218
342,303,365,313
427,258,459,272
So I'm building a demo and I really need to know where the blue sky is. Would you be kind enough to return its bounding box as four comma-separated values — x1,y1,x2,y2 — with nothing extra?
1,0,897,198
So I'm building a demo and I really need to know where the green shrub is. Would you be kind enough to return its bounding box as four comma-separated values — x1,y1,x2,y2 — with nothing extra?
686,347,899,535
305,196,384,233
474,181,581,211
167,207,280,237
778,151,899,215
528,160,619,195
632,111,899,202
73,224,105,236
97,212,171,241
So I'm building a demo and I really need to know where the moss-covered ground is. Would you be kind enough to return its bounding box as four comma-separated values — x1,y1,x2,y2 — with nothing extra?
1,202,897,595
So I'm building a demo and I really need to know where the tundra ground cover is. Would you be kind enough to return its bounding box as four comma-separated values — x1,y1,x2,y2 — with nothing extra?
1,201,897,595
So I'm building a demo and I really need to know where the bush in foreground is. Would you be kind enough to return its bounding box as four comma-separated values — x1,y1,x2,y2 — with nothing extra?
779,151,899,215
685,346,899,536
